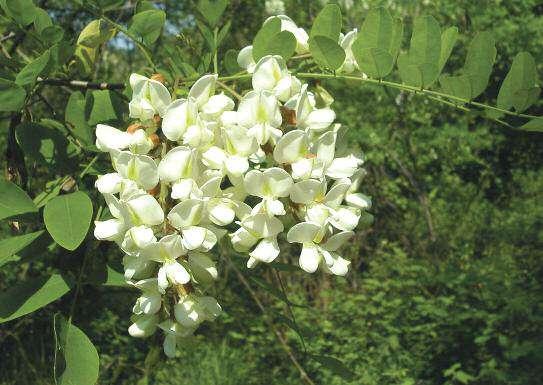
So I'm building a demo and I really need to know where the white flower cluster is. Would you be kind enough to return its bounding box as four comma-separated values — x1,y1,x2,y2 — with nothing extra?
93,15,370,358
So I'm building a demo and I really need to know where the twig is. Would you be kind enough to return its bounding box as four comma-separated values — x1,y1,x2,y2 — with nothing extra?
37,77,125,90
224,254,316,385
217,80,242,100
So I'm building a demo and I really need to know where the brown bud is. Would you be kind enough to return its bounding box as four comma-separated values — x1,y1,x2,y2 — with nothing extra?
126,123,143,134
147,184,160,196
280,106,297,125
304,153,317,159
149,133,160,147
153,114,162,126
150,73,166,84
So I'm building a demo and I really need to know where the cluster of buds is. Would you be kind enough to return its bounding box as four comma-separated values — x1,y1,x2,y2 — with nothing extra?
93,15,370,358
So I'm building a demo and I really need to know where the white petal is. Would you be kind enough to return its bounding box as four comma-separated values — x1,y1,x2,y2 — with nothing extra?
252,55,286,91
95,124,131,152
201,93,234,118
326,154,364,179
168,199,204,229
345,192,372,209
305,108,335,132
127,194,164,226
128,314,158,338
114,152,159,190
299,244,320,273
264,167,293,197
243,170,265,197
241,213,284,238
182,226,207,250
166,261,191,285
202,146,227,170
208,200,236,226
171,179,197,200
322,231,354,252
158,146,195,183
188,74,218,107
286,221,321,244
162,99,198,141
237,45,256,73
250,237,280,263
199,296,222,320
273,130,308,164
188,252,218,283
329,206,361,231
174,297,201,327
94,219,124,241
324,179,351,208
148,79,172,117
290,179,326,204
324,252,350,276
225,155,249,177
230,227,259,252
95,173,122,194
163,333,177,358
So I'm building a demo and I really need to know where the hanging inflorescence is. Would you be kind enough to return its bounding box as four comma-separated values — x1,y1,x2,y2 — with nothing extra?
93,15,370,357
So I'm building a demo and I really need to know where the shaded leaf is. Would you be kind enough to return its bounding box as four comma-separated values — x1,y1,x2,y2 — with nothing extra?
44,192,93,251
15,50,50,86
65,91,94,146
0,78,26,112
56,317,100,385
0,274,71,323
264,30,297,61
310,354,356,380
0,230,44,268
0,179,37,221
498,52,540,113
224,49,240,74
438,26,458,73
33,7,53,33
309,36,346,70
197,0,228,27
85,89,126,126
1,0,36,26
354,47,393,79
310,3,342,41
520,117,543,132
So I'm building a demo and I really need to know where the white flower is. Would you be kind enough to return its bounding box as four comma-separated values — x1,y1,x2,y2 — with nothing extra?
244,167,293,215
188,74,218,108
252,55,301,102
187,252,218,284
201,93,235,120
131,278,162,315
174,294,221,328
345,169,372,209
338,29,359,74
167,199,217,251
158,146,200,199
95,173,123,194
129,73,171,120
144,234,190,293
112,151,159,191
202,125,259,178
128,313,159,338
237,46,256,73
237,90,282,145
161,98,199,142
159,320,196,358
291,84,335,132
287,221,353,275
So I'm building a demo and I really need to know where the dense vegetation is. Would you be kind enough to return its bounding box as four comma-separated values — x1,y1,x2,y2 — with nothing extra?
0,1,542,384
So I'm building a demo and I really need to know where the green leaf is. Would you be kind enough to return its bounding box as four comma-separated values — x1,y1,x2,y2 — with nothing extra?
197,20,216,51
264,30,297,61
56,318,100,385
353,47,393,79
128,9,165,46
0,179,37,221
462,32,496,98
1,0,37,26
65,91,93,146
0,78,26,112
135,0,155,13
438,26,458,73
85,89,126,126
224,49,240,74
0,274,71,323
309,36,346,71
310,354,356,380
197,0,228,27
33,177,69,208
41,26,65,45
519,117,543,132
77,19,115,48
310,3,342,41
397,15,441,88
498,52,540,113
44,192,93,251
217,20,231,47
440,32,496,100
252,16,281,61
352,7,398,78
16,122,75,168
0,230,44,268
15,50,50,86
33,7,53,33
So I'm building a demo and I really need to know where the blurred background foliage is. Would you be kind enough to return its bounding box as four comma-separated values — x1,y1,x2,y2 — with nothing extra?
0,0,542,384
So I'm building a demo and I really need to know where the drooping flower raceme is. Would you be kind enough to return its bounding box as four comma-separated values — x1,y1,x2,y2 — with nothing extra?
93,15,371,358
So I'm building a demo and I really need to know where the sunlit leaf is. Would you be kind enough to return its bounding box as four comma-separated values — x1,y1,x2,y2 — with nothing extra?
197,0,228,27
44,192,93,251
0,0,37,26
252,16,281,61
310,3,342,41
309,36,346,70
520,117,543,132
15,50,50,86
438,26,458,73
128,9,166,46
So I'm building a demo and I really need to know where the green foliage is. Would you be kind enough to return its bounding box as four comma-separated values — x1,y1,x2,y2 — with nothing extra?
310,3,342,41
0,230,44,268
128,9,166,46
0,179,36,220
498,52,541,113
55,317,100,385
309,35,346,70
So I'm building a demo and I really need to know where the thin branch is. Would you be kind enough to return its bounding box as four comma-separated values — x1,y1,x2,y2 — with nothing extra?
217,80,242,100
224,254,316,385
37,77,125,90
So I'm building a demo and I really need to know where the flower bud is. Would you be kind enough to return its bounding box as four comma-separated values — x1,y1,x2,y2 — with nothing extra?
149,133,161,147
127,123,143,134
150,73,166,84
